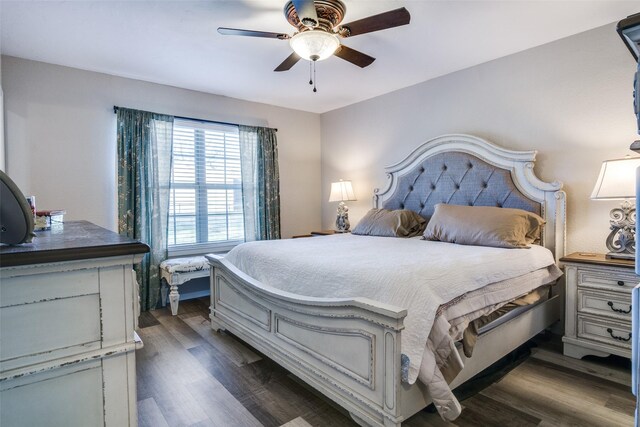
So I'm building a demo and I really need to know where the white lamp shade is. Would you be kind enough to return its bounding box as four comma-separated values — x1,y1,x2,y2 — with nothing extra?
329,180,356,202
289,30,340,61
591,157,640,200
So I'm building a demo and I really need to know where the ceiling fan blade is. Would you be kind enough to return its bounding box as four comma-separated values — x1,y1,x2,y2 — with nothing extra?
334,45,375,68
292,0,318,27
217,27,290,40
338,7,410,37
274,52,302,72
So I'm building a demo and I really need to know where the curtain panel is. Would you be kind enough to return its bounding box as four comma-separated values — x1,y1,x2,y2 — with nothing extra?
239,126,281,241
117,107,173,311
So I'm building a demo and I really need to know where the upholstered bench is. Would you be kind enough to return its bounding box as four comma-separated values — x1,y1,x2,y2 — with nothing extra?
159,256,210,315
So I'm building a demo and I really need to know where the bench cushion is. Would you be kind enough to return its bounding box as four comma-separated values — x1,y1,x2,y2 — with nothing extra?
160,256,210,274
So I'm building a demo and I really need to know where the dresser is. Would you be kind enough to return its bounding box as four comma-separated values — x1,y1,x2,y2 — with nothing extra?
562,252,637,360
0,221,149,426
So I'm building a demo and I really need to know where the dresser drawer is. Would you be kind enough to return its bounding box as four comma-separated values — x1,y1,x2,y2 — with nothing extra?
0,294,102,371
577,314,631,350
0,269,99,307
577,289,632,321
577,268,638,294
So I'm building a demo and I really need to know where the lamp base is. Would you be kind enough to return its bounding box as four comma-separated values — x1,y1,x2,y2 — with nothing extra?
604,200,635,261
335,201,351,232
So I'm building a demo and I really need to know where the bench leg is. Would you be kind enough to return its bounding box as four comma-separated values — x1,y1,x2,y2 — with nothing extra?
169,284,180,316
160,279,169,307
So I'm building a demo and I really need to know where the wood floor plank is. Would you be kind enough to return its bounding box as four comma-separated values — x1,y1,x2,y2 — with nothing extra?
454,393,540,427
137,323,263,427
173,298,211,316
188,343,272,400
298,401,356,427
482,382,607,427
138,303,634,427
185,376,263,427
402,410,456,427
136,325,211,426
482,362,634,427
605,393,636,416
186,421,217,427
252,375,325,423
523,358,633,401
235,388,288,427
183,314,262,366
531,347,631,387
188,343,291,426
137,397,170,427
280,416,313,427
138,311,161,329
152,310,207,350
189,343,325,426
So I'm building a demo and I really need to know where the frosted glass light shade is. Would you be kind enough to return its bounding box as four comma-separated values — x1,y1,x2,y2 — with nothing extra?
591,157,640,200
329,180,356,202
290,30,340,61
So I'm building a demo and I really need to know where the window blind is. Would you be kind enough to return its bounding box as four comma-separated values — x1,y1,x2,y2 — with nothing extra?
168,118,244,253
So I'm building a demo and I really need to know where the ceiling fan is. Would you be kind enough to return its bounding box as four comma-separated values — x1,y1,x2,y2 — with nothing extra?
218,0,410,90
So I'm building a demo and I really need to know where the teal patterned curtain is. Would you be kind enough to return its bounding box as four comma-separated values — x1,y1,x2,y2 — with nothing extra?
239,126,281,240
117,107,173,311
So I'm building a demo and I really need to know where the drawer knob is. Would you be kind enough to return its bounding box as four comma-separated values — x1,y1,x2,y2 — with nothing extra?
607,301,632,314
606,328,631,342
617,280,625,286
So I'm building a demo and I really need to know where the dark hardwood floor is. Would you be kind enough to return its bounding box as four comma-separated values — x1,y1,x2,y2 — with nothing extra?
136,297,635,426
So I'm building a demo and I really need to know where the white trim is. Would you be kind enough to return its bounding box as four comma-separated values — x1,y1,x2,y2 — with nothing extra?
168,240,241,257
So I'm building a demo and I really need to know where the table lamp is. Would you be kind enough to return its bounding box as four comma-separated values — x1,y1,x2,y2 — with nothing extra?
329,180,356,232
591,156,640,259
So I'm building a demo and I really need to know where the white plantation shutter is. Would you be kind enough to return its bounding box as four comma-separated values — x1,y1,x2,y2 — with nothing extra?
168,118,244,254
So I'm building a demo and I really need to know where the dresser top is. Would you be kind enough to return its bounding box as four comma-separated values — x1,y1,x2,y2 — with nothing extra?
560,252,636,269
0,220,149,267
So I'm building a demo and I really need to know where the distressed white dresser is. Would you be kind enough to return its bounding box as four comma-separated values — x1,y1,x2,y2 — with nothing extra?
0,221,149,426
562,252,637,360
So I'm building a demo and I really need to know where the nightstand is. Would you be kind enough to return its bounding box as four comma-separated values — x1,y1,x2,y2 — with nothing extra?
561,252,637,360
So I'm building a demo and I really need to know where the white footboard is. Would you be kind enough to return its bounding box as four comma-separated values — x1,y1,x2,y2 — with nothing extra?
207,254,408,427
207,254,561,426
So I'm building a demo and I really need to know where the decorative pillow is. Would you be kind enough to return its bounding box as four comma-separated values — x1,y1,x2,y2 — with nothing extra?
422,204,545,248
352,208,427,238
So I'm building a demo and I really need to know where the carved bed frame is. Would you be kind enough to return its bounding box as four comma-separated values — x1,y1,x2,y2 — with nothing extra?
206,134,566,426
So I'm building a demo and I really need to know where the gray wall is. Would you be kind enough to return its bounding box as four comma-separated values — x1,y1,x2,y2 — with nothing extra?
1,56,322,236
321,23,639,254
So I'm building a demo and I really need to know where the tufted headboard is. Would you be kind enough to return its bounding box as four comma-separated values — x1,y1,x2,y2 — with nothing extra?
373,134,566,260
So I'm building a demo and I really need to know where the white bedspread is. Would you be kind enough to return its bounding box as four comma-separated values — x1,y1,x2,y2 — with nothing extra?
224,234,558,386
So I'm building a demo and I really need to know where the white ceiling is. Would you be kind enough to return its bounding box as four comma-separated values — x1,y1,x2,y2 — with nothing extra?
1,1,638,113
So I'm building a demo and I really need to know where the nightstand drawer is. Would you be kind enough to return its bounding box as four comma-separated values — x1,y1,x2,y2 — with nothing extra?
577,314,631,350
577,269,638,293
577,289,632,321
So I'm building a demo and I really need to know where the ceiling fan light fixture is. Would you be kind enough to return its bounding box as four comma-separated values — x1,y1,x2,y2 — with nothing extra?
289,30,339,61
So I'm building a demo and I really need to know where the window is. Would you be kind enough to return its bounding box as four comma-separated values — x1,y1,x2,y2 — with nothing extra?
168,118,244,255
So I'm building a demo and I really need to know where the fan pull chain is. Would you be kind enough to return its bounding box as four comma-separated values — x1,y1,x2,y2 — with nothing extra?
313,61,317,93
309,61,313,86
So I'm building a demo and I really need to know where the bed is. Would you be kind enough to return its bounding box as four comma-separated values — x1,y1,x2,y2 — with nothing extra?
206,134,566,426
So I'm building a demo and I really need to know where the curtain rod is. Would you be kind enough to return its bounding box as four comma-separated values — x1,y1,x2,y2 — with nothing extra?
113,106,277,132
